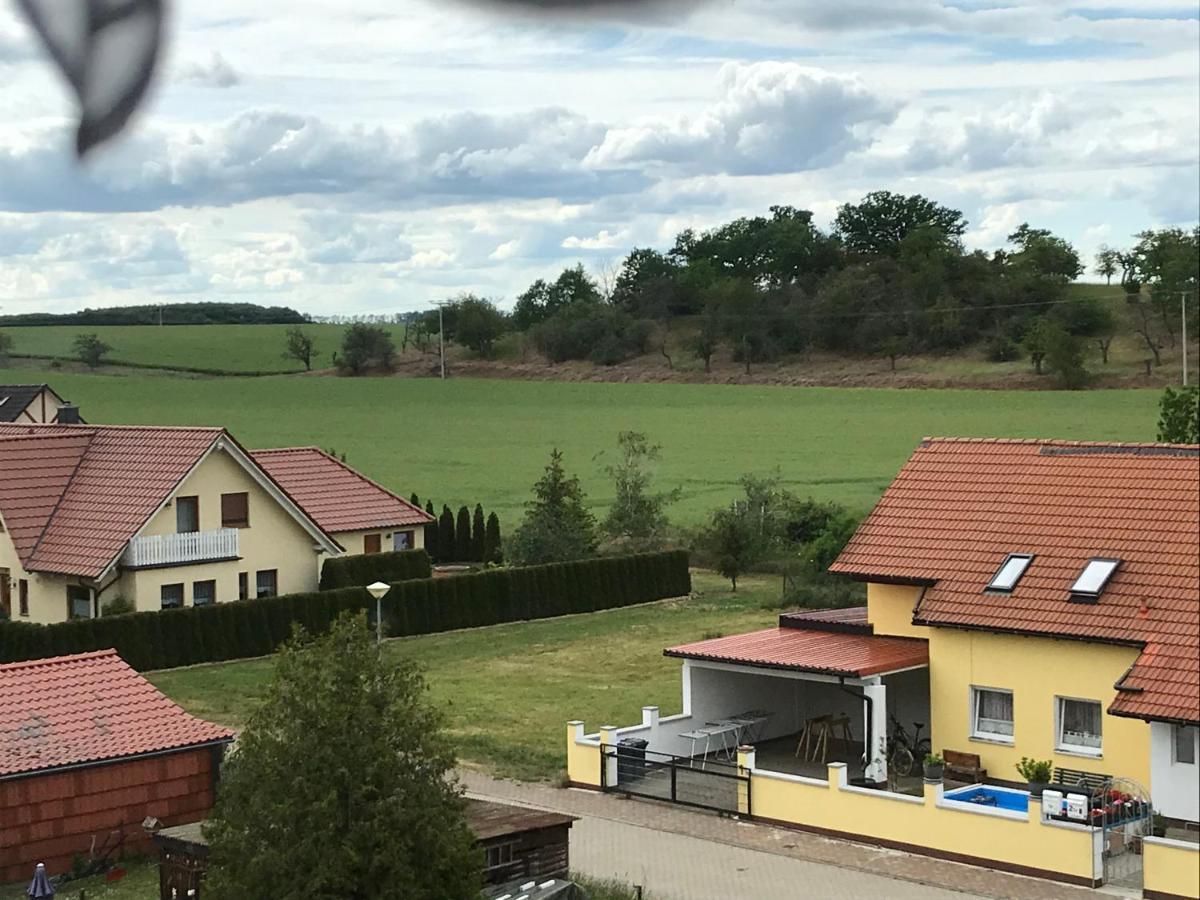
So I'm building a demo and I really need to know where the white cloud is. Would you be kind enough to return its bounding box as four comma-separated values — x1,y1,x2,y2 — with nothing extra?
177,52,241,88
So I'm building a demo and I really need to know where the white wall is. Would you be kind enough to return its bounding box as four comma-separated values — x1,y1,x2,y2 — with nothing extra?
1150,721,1199,823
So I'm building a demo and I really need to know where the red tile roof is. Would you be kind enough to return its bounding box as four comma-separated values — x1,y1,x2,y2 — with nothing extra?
0,424,225,577
665,627,929,677
830,437,1200,725
251,447,433,533
0,650,233,778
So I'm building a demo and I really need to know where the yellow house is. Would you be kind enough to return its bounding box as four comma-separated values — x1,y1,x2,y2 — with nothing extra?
0,424,429,624
566,438,1199,895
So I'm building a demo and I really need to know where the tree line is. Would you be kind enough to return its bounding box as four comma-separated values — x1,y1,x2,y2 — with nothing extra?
382,193,1197,388
0,301,307,327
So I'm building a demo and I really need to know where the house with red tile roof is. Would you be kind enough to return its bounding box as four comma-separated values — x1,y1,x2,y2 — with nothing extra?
251,447,432,556
0,423,428,625
564,437,1199,890
0,649,233,882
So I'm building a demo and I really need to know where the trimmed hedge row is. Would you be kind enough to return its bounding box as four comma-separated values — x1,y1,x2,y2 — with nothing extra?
318,548,432,590
0,551,690,671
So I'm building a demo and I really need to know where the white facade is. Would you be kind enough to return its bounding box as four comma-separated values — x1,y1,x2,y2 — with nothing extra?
1150,721,1200,824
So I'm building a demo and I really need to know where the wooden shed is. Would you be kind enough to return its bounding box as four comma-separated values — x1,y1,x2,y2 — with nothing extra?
466,799,577,886
0,649,233,883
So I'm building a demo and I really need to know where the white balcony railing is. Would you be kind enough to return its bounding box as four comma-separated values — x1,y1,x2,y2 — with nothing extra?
123,528,240,569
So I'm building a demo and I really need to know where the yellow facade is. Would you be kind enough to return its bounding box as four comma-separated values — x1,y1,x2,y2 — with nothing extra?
1143,838,1200,899
868,579,1149,786
333,525,425,557
927,628,1146,785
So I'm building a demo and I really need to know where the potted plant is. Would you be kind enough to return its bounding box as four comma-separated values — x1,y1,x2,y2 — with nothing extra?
923,753,945,782
1015,757,1053,797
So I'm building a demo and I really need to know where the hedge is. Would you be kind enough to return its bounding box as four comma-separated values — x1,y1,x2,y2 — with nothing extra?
0,550,691,671
318,548,432,590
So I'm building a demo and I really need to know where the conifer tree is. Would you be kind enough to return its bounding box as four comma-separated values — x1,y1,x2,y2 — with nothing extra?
510,448,598,565
455,506,473,561
483,512,503,564
471,504,486,561
439,506,456,561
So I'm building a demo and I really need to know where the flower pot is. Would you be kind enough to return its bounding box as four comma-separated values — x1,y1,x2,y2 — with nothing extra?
1026,781,1050,798
923,763,944,782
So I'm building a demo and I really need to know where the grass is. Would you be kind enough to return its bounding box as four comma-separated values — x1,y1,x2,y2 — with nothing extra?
149,571,781,782
0,366,1161,525
0,323,406,373
0,860,157,900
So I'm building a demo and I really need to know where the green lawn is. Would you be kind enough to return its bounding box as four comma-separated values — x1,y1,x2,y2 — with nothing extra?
0,366,1160,524
0,323,406,373
150,572,781,782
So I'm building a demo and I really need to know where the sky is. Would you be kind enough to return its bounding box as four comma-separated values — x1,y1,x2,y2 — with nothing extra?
0,0,1197,318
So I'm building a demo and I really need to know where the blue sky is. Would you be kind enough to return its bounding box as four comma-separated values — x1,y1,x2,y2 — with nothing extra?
0,0,1197,316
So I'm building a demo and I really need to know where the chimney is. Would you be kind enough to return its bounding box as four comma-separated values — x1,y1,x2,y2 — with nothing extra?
56,405,81,424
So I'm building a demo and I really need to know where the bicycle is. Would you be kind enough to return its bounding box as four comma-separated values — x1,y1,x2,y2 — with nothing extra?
887,716,931,779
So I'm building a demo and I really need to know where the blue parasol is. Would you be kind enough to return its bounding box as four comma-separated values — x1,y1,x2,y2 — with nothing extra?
27,862,55,898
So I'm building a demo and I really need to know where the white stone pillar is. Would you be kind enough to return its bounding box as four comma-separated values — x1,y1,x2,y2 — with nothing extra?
863,679,888,784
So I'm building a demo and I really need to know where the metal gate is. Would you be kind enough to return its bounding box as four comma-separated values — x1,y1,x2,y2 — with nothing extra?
1098,777,1153,890
600,744,750,816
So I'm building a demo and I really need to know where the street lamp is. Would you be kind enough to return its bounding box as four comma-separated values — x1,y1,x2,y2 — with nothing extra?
366,581,390,644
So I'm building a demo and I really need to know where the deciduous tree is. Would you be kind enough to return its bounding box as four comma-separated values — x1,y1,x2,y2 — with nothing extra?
72,333,113,368
1156,386,1200,443
340,323,395,375
701,504,763,592
834,191,966,257
282,327,316,370
601,431,680,542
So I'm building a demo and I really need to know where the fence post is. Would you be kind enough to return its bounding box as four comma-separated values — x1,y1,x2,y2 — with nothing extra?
600,725,619,789
737,745,755,816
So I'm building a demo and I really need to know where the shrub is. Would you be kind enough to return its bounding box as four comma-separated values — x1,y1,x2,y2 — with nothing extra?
985,334,1020,362
101,596,136,616
1016,757,1053,783
319,549,432,590
1157,385,1200,443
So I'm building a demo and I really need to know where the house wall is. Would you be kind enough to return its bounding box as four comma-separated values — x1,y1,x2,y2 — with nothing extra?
927,629,1148,786
1,524,98,624
122,448,325,612
0,746,221,883
1150,722,1200,824
334,524,425,556
867,582,924,638
8,387,68,424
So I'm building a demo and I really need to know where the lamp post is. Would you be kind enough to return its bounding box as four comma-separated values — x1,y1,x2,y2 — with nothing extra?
366,581,389,645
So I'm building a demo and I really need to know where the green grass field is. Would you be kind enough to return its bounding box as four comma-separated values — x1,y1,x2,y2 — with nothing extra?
149,572,780,782
0,323,406,373
0,365,1161,524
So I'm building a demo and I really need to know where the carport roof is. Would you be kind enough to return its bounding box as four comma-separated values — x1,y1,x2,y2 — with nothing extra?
665,627,928,678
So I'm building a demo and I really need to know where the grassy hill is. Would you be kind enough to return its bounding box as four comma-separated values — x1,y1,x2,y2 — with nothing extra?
0,366,1161,525
0,322,407,374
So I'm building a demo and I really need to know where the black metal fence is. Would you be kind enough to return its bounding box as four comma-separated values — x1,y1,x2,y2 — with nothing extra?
600,744,750,816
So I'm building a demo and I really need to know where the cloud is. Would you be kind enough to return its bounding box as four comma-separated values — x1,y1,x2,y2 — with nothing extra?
177,51,241,88
304,213,413,264
585,62,897,176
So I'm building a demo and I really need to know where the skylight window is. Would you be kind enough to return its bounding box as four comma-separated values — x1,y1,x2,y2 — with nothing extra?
1070,558,1120,598
987,554,1033,592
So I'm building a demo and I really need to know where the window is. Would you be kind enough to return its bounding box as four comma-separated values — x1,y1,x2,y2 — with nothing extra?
256,569,278,598
193,580,216,607
0,572,9,618
484,842,515,872
393,530,414,551
1070,558,1120,598
1174,725,1197,765
221,492,249,528
176,496,200,533
161,583,184,609
18,579,29,617
1057,697,1102,753
364,533,382,554
238,572,249,601
971,687,1014,742
986,554,1033,592
67,585,92,619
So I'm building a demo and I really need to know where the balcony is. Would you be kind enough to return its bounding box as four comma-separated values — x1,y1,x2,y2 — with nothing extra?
123,528,240,569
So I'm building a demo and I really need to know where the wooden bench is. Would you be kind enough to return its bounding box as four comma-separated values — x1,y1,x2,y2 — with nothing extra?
943,750,987,783
1051,767,1110,798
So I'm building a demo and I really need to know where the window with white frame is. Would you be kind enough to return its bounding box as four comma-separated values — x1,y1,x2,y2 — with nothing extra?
1174,725,1197,765
972,687,1014,741
1057,697,1102,753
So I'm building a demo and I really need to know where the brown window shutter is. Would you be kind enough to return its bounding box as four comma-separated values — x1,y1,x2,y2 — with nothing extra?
221,492,249,528
364,534,382,554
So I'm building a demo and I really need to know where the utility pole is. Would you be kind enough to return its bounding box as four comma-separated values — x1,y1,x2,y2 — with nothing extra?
1180,290,1190,386
438,304,446,380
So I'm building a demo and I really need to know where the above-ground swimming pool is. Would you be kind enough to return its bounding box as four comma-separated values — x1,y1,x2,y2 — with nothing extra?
943,784,1030,812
